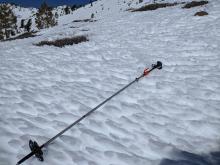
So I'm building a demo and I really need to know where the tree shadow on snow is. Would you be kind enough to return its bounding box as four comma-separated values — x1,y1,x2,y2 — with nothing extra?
160,149,220,165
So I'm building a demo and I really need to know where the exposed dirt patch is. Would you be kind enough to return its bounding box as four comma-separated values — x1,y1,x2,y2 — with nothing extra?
194,11,208,16
72,19,97,23
81,29,89,32
69,26,79,29
35,35,88,48
182,1,208,9
132,2,183,12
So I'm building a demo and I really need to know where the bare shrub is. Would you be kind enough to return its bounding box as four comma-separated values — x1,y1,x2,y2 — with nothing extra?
182,1,208,9
73,19,97,23
132,2,180,12
35,36,88,47
194,11,208,16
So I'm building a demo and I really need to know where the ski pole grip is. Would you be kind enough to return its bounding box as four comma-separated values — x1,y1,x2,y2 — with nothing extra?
143,68,150,76
153,61,162,70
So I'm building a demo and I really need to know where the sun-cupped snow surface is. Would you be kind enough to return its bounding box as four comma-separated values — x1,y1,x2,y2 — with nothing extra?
0,0,220,165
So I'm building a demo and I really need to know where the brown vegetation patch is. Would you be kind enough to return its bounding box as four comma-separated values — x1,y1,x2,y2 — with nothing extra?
35,35,88,47
132,2,182,12
72,19,97,23
182,1,208,9
3,32,38,41
69,26,79,29
194,11,208,16
81,29,89,31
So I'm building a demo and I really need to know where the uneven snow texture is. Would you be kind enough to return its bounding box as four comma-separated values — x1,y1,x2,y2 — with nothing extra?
0,0,220,165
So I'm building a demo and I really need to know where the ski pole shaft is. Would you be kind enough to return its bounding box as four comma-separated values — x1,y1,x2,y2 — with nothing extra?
16,151,35,165
16,61,162,165
43,77,139,148
43,62,162,147
17,78,139,164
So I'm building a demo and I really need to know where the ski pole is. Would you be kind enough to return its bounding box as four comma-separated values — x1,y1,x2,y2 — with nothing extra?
16,61,162,165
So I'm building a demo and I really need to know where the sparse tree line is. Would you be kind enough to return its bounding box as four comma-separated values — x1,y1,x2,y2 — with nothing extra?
54,4,81,18
0,2,83,40
0,4,17,40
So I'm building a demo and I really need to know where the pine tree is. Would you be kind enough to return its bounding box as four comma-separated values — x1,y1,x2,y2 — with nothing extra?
25,19,32,32
139,0,143,3
64,6,70,15
20,19,25,28
71,5,77,11
0,4,17,40
35,2,57,29
55,12,59,19
91,13,95,19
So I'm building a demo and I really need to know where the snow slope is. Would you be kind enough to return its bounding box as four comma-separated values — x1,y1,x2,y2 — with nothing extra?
0,0,220,165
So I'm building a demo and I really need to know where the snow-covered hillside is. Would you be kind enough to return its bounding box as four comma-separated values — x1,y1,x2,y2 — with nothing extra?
0,0,220,165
